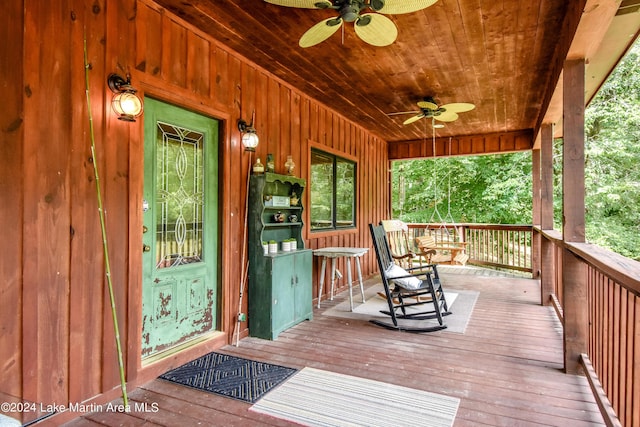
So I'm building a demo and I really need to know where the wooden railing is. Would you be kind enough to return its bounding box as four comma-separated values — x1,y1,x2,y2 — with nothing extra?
404,223,638,426
538,228,640,427
406,223,533,274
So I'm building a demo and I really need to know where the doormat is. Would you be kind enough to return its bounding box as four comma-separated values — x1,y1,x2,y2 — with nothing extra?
159,352,297,403
251,367,459,427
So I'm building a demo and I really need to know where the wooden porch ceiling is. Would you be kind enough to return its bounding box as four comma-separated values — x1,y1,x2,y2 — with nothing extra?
152,0,639,156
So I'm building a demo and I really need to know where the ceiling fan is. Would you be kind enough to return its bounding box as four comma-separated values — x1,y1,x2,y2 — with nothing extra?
264,0,438,47
388,97,476,125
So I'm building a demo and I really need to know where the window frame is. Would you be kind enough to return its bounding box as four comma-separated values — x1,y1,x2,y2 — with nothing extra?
308,144,358,234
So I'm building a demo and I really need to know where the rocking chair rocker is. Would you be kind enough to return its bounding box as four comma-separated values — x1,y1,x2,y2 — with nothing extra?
369,223,451,332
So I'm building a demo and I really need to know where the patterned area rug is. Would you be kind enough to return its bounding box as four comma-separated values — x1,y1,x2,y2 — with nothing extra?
251,367,460,427
159,352,297,403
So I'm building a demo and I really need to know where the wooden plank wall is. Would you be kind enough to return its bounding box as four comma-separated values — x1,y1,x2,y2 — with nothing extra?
2,0,389,416
388,129,533,160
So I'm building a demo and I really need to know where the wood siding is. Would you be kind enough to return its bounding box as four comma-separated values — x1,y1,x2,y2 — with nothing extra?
1,0,388,419
388,129,533,160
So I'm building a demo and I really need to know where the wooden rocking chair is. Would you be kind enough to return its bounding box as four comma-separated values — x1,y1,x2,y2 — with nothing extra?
380,220,435,302
369,223,451,332
381,220,435,271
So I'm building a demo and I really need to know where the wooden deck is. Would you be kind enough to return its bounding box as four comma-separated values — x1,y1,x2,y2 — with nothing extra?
65,270,604,426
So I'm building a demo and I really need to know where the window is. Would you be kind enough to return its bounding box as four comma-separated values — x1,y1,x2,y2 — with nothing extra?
310,149,356,231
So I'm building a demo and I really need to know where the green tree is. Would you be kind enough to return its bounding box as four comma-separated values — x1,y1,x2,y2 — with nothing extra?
583,41,640,259
392,151,532,224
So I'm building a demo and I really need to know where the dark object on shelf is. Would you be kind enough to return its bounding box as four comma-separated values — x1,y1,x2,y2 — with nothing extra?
266,153,275,173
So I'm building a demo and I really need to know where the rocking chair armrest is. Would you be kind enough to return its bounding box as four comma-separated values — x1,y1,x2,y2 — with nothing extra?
415,248,436,256
404,264,437,273
387,270,432,280
391,252,415,260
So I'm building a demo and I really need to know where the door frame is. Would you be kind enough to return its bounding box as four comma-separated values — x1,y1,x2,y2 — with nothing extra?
126,86,232,382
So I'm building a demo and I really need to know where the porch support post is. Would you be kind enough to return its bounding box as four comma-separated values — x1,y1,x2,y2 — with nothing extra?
562,58,587,374
532,147,541,280
540,123,554,305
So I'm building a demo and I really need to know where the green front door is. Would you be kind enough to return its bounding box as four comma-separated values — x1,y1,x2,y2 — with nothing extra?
141,98,219,358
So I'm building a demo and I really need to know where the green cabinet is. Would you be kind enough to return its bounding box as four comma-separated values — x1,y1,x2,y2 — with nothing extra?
248,172,313,340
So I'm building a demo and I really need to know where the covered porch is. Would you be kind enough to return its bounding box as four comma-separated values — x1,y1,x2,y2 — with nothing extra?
3,1,639,426
65,268,603,426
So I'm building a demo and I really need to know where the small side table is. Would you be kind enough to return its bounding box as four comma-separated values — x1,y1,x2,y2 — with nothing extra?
313,247,369,311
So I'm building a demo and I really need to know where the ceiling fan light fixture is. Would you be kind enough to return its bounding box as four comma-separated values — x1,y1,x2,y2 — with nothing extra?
340,4,361,22
391,96,475,126
265,0,437,47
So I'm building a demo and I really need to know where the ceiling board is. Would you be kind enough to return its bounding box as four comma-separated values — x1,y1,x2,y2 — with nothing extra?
152,0,637,149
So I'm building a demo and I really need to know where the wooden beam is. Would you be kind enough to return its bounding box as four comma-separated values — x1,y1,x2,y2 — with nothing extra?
539,123,556,302
0,0,24,401
540,123,555,230
388,129,533,160
562,60,586,242
532,148,541,279
562,58,587,374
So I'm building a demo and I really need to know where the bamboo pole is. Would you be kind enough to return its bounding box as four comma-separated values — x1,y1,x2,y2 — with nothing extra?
83,34,129,407
234,151,253,346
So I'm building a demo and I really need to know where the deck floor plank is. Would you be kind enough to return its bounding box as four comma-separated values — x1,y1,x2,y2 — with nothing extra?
65,271,605,426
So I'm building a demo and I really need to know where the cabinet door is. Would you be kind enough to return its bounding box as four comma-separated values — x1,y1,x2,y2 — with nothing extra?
293,252,313,321
271,256,295,332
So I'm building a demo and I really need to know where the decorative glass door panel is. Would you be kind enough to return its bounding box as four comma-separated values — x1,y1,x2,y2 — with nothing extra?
156,122,204,268
142,98,218,358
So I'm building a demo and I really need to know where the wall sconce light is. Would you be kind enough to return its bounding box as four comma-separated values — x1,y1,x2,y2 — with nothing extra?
238,112,259,152
107,73,143,122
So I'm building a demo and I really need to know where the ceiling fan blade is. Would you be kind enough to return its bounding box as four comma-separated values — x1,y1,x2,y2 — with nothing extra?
387,110,420,116
434,111,459,122
417,100,438,110
299,17,343,48
403,114,426,125
441,102,475,113
264,0,332,8
376,0,438,14
354,13,397,46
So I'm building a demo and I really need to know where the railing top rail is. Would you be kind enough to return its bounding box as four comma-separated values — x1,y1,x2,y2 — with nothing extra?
535,227,563,243
568,242,640,296
407,222,533,232
533,226,640,296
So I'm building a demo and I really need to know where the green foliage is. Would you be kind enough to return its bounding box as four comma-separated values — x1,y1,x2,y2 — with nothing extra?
392,40,640,260
392,152,532,225
583,41,640,259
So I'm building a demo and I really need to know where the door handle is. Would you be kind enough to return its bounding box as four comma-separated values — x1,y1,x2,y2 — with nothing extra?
143,244,151,252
